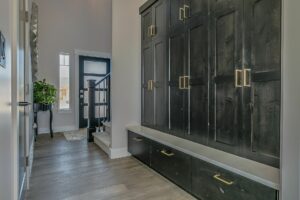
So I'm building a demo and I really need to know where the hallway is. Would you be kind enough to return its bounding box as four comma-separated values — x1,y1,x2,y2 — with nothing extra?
25,134,195,200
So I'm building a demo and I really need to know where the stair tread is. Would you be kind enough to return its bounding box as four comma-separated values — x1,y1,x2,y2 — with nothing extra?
93,132,111,146
103,122,111,128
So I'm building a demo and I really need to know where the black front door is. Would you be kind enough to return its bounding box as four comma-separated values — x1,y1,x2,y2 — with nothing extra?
79,56,110,128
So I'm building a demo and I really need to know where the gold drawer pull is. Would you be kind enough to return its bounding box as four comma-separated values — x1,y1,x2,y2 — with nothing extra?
161,150,175,157
179,76,184,90
133,137,143,142
147,26,152,37
213,174,234,186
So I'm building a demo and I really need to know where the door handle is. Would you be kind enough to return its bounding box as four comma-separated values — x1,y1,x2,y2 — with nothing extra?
183,5,190,19
18,101,31,107
213,174,234,186
133,137,143,142
179,7,184,21
243,69,251,87
183,76,190,89
148,26,152,37
147,80,154,91
150,25,156,36
160,150,175,157
235,69,243,88
179,76,184,89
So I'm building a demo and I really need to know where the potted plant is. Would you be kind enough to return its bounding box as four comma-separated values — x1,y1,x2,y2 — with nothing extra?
33,79,57,111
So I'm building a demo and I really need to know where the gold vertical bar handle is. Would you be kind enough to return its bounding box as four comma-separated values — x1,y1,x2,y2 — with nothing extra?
151,25,156,36
179,7,184,21
243,69,251,87
213,174,234,186
235,69,243,88
151,80,154,91
147,80,151,90
183,76,190,89
183,5,190,19
179,76,184,90
148,26,152,37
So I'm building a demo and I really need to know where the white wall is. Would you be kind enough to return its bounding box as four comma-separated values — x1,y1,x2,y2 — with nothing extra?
34,0,112,132
281,0,300,199
0,0,13,199
111,0,146,150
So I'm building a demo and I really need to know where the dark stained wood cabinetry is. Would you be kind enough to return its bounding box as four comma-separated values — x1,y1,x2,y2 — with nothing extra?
141,0,168,131
141,0,281,167
191,158,278,200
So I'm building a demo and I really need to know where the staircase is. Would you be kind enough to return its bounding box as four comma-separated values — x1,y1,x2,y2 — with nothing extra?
86,73,111,157
93,122,111,155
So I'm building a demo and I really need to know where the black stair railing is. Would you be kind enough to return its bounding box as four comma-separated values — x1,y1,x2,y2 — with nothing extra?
87,73,111,142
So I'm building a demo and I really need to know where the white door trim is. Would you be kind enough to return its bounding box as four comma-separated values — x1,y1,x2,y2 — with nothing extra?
74,49,111,129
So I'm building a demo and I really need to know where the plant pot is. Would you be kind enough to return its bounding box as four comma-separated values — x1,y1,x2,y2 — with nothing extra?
34,103,52,112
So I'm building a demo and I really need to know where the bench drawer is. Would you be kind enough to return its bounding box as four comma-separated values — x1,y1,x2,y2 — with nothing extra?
128,131,150,165
192,158,278,200
151,141,192,192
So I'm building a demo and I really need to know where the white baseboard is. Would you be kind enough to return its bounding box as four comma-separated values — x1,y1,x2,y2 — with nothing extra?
38,126,78,134
109,148,131,159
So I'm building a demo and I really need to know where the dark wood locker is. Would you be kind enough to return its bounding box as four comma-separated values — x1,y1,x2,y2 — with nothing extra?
209,0,244,154
128,131,151,165
185,0,209,144
169,30,187,138
141,42,155,127
169,0,185,30
153,0,169,131
243,0,281,168
141,0,168,130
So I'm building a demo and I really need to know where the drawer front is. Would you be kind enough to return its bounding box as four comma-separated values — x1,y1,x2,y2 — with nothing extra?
151,141,192,192
128,131,150,165
192,158,277,200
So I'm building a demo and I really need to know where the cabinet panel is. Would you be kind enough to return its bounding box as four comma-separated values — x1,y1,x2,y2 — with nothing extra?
170,0,185,30
209,0,243,153
169,32,187,137
151,141,192,192
142,44,155,126
187,0,208,18
244,0,281,167
154,40,168,130
153,0,167,38
187,17,209,144
191,158,278,200
142,9,153,45
128,131,150,165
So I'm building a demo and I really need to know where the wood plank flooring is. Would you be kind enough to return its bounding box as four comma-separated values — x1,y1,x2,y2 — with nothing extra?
26,133,196,200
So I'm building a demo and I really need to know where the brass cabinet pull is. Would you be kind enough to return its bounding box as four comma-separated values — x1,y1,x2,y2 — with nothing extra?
235,69,243,88
179,7,184,21
150,80,154,90
183,76,190,89
183,5,190,19
213,174,234,186
147,80,151,91
161,150,175,157
133,137,143,142
179,76,184,89
147,26,152,37
151,25,156,36
243,68,251,87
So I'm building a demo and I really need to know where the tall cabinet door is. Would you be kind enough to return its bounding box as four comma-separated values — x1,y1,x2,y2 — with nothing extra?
169,30,187,138
152,0,168,131
185,1,209,144
170,0,185,30
243,0,281,168
141,8,155,127
209,0,244,154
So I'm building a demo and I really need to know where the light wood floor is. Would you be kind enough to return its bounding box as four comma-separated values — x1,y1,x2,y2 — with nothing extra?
26,133,196,200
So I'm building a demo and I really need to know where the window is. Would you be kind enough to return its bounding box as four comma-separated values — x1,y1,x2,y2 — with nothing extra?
59,53,70,110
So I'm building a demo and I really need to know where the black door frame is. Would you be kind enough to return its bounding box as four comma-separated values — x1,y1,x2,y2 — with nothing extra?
79,55,110,128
